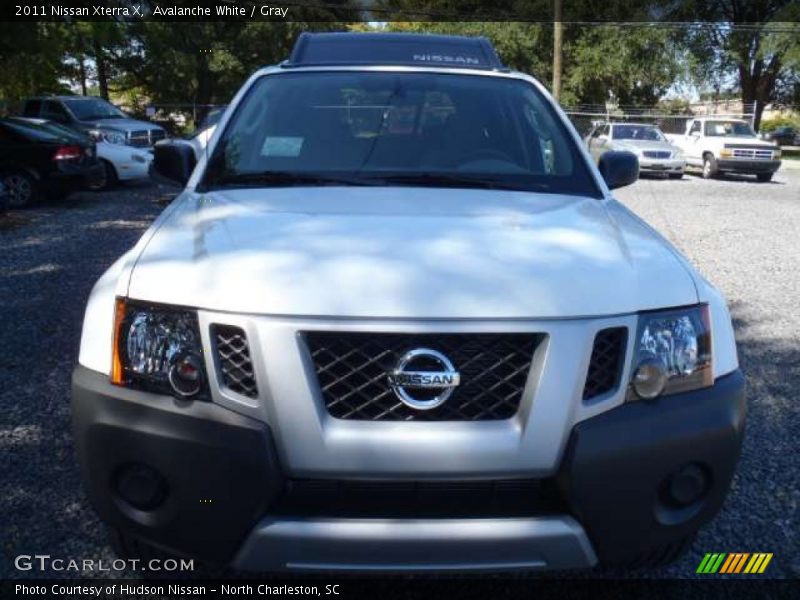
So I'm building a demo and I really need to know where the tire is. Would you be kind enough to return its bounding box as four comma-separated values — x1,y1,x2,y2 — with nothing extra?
668,173,684,180
702,154,718,179
1,171,39,208
88,160,118,191
756,172,773,183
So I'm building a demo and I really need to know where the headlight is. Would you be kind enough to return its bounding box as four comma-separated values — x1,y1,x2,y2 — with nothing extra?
720,148,733,158
89,129,126,145
773,148,781,159
111,298,207,399
628,305,712,401
672,146,684,158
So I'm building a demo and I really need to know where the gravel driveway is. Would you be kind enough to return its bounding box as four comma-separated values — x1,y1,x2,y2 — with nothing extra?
1,170,797,580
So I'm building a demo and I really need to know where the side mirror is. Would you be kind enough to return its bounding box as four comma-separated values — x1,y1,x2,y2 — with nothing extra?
598,150,639,190
151,141,196,187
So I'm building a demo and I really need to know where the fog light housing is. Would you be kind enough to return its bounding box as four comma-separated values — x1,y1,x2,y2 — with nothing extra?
114,463,168,511
667,463,709,506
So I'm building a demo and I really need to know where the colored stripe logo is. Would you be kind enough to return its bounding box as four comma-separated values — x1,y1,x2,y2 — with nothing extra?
697,553,772,574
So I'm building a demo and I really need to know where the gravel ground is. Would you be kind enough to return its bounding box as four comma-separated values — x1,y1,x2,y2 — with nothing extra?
0,170,797,582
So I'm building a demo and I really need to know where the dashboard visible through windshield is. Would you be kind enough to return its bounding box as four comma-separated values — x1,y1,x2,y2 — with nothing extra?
202,71,601,197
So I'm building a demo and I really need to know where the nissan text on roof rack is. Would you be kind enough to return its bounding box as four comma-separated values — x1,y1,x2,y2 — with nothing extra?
72,33,745,573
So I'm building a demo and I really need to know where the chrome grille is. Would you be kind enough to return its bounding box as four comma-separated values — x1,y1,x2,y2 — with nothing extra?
582,327,627,401
128,129,165,147
213,325,258,398
730,147,773,159
128,130,150,147
642,150,671,159
305,332,541,421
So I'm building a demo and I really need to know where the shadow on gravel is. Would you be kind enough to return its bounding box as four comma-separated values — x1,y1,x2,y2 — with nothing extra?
0,185,163,578
711,300,799,578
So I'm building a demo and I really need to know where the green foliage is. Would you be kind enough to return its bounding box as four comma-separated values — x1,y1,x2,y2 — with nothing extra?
563,25,683,106
386,22,551,81
0,23,72,112
657,98,694,115
759,115,800,131
385,21,684,107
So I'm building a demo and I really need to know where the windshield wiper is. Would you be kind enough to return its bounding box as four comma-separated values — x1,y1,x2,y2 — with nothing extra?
211,171,381,188
373,172,544,192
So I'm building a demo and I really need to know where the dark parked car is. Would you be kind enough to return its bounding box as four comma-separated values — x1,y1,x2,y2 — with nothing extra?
762,126,800,146
0,181,8,212
0,118,104,207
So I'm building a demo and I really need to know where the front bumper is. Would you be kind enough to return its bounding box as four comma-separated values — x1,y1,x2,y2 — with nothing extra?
717,158,781,174
72,366,745,571
96,142,153,181
638,158,685,173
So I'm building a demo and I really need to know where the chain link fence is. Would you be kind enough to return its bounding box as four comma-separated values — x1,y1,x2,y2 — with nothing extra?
564,104,757,139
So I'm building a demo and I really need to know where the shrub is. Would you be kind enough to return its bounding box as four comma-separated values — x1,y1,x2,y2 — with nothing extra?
760,115,800,132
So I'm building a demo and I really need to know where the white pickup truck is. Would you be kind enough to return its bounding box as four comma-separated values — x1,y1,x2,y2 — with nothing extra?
666,117,781,182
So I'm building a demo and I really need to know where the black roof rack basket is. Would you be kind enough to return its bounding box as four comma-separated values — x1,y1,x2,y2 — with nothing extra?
285,32,505,71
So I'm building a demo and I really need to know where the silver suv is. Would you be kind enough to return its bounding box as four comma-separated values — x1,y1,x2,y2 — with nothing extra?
72,33,745,573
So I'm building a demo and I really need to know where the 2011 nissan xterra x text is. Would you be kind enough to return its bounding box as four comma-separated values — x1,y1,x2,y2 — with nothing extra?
72,33,745,573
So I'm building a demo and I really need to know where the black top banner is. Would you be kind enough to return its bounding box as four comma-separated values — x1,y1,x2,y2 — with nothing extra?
2,0,800,23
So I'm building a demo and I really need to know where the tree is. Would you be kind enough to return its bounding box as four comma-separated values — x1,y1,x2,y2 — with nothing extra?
383,19,684,107
677,0,800,129
0,23,71,112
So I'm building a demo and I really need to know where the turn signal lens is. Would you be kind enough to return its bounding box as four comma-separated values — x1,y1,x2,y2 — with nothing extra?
111,297,127,385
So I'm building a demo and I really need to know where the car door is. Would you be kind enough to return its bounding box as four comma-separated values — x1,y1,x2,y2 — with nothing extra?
590,124,610,160
685,120,703,164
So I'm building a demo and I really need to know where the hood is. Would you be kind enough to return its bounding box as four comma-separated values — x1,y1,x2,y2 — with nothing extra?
614,139,676,152
718,137,778,148
81,118,163,132
127,188,698,319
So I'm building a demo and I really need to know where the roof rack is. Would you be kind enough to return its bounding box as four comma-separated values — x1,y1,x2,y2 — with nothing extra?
284,32,505,71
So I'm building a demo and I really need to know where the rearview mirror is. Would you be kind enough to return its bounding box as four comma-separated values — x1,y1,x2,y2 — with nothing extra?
151,141,196,187
598,151,639,190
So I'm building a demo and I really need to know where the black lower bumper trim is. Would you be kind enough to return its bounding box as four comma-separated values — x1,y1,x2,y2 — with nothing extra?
71,366,282,564
717,159,781,173
557,369,746,564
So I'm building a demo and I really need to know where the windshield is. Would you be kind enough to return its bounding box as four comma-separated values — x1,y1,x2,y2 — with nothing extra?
612,124,666,142
202,71,600,197
63,98,126,121
704,120,756,138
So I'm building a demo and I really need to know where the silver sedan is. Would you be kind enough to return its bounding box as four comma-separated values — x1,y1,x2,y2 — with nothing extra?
586,122,686,179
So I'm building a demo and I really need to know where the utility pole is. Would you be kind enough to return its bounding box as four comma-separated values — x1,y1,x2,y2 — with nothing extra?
552,0,563,102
